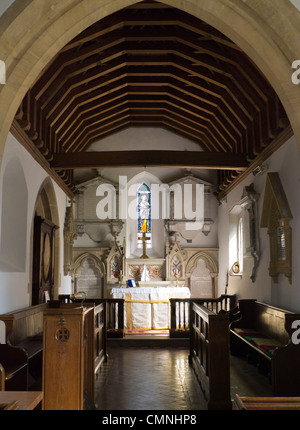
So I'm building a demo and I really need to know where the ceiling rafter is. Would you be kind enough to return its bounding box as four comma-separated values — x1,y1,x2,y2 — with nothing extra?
13,0,289,195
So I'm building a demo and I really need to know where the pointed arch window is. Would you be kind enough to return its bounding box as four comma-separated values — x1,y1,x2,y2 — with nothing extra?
137,183,152,248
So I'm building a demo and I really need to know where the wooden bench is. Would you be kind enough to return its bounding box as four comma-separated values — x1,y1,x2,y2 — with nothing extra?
233,394,300,410
0,391,43,410
0,303,47,390
189,302,231,410
59,295,125,338
230,299,300,396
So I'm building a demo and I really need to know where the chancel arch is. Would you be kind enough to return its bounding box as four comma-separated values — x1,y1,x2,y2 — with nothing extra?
185,252,218,298
0,1,299,176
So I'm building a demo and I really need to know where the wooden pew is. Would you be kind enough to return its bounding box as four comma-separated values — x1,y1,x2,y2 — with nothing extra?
233,394,300,410
43,302,98,410
92,302,108,376
0,303,47,390
59,295,125,338
230,299,300,396
0,391,43,410
189,302,231,410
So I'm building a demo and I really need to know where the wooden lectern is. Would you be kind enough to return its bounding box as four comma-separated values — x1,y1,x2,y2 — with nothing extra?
42,303,95,410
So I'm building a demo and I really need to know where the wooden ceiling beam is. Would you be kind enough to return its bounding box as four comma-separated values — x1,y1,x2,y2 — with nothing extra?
14,1,289,196
63,105,131,149
53,84,240,147
44,70,128,126
129,109,224,151
48,67,251,132
60,7,241,53
55,93,235,154
50,150,248,170
33,25,251,104
61,101,236,154
41,72,247,147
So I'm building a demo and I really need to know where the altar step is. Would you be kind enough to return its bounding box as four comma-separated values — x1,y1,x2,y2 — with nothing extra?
108,333,189,348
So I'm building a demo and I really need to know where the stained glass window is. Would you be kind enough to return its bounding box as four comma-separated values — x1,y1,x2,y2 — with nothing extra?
137,183,152,248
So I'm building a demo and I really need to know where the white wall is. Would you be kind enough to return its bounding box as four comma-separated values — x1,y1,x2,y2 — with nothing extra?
0,133,71,313
218,135,300,313
74,127,219,254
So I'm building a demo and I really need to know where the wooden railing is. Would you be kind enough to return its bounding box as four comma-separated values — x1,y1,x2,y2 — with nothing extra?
93,302,107,375
189,302,231,410
170,294,237,338
59,296,125,338
105,298,124,338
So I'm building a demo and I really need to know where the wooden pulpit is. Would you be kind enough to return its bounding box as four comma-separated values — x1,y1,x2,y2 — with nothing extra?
42,303,95,410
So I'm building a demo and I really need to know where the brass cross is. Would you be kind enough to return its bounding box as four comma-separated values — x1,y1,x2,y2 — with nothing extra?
141,232,150,259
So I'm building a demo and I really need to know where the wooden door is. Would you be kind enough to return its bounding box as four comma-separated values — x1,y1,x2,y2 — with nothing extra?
32,216,58,305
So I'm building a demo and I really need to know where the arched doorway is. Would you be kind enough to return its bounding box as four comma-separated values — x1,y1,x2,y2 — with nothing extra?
31,177,60,304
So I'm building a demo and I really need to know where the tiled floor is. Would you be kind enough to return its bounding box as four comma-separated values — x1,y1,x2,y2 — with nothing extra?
95,336,273,411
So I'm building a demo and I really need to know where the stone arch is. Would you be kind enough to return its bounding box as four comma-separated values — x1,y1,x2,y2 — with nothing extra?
73,252,105,298
34,177,60,226
31,177,60,300
186,252,218,298
186,252,218,276
0,0,300,169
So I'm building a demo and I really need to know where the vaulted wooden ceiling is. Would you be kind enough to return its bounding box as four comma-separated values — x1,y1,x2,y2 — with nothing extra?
12,0,291,198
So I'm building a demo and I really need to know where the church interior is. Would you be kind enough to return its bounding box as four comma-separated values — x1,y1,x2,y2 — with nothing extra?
1,0,300,412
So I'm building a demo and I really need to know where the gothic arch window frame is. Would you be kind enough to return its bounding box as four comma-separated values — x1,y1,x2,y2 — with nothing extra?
228,184,260,281
137,182,152,249
229,204,244,276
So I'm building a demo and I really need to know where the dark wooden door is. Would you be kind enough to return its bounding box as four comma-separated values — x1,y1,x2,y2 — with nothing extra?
32,216,58,305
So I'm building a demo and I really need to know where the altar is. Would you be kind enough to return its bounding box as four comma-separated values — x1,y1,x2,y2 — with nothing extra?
110,286,191,330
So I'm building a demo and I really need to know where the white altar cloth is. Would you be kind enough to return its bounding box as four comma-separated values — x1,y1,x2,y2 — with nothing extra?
110,286,190,330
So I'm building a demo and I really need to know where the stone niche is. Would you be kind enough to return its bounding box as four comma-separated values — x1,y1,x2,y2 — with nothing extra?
72,249,107,298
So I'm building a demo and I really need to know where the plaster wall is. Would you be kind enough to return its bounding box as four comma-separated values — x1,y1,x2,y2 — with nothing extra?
0,133,71,313
218,135,300,313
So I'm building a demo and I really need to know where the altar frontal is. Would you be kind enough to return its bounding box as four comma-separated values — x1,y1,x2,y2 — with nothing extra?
111,286,190,330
